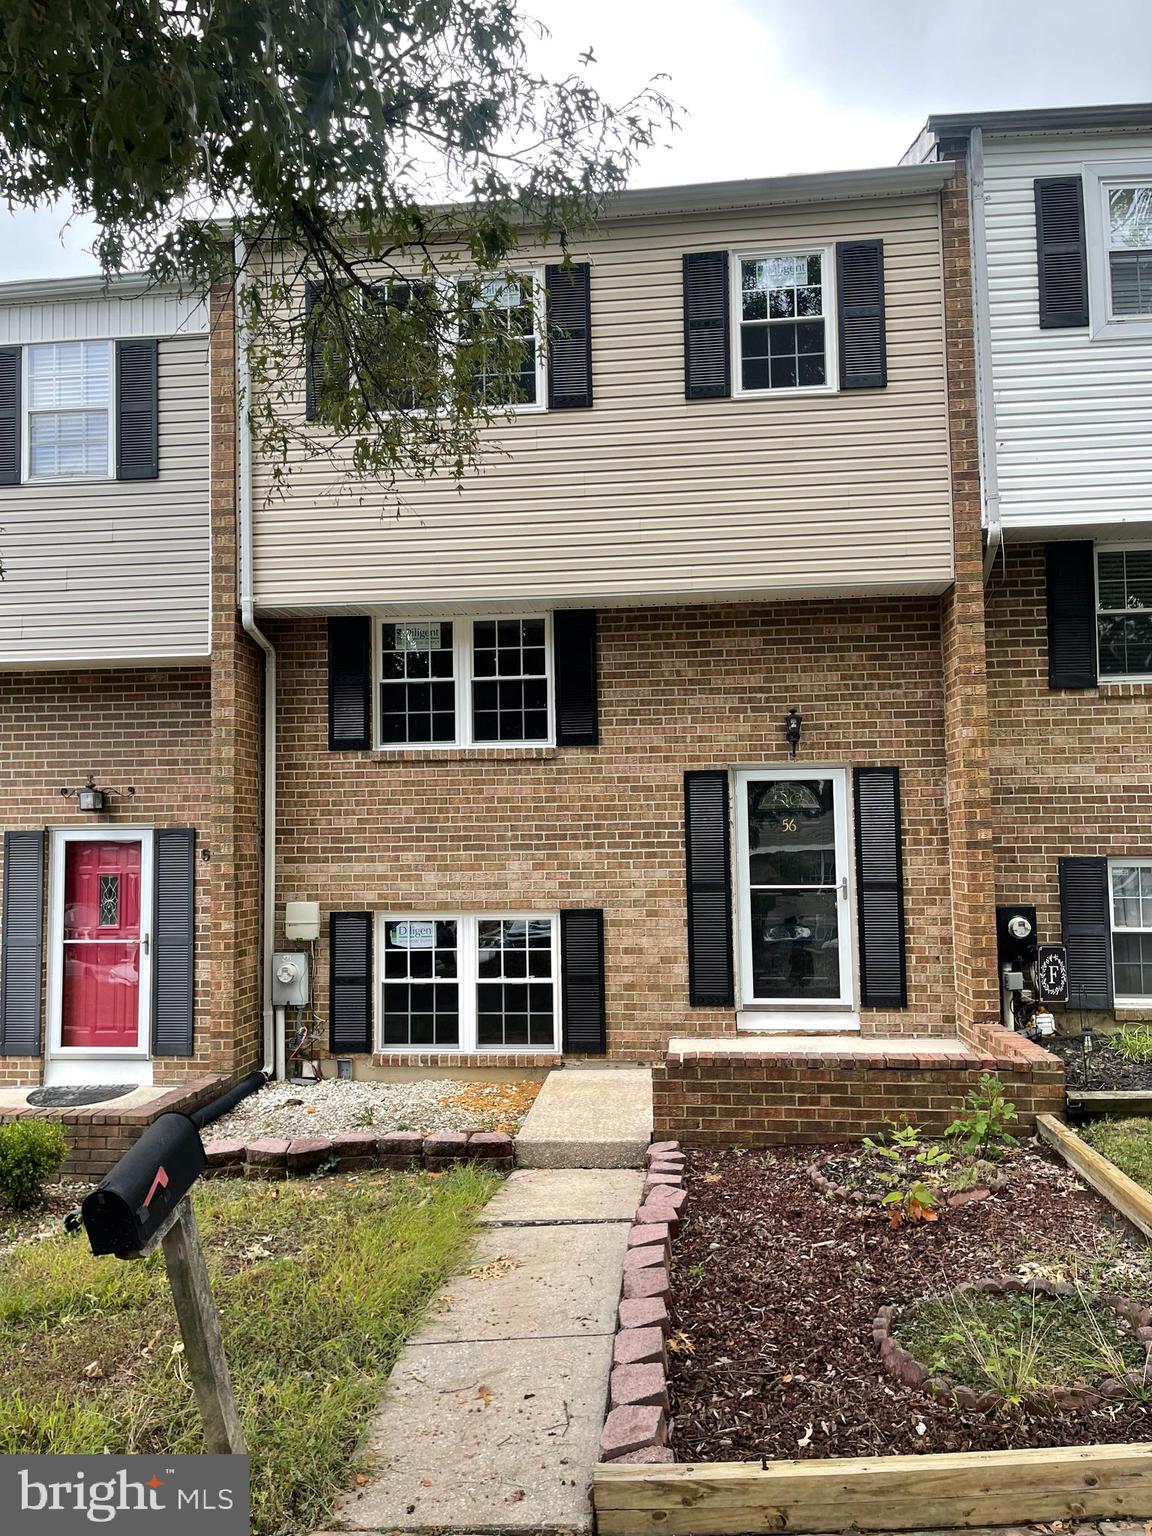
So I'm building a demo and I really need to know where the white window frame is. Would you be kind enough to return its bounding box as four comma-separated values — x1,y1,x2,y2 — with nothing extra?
1094,542,1152,682
733,765,857,1022
731,245,838,399
1108,858,1152,1007
1084,161,1152,341
374,613,554,750
375,911,561,1053
454,269,547,415
22,339,116,482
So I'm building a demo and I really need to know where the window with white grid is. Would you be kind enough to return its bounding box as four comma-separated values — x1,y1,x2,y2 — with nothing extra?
25,341,113,480
1110,861,1152,1003
378,914,559,1052
377,616,552,747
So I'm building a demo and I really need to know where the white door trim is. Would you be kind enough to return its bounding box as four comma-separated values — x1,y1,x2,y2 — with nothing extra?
45,826,154,1083
734,766,857,1021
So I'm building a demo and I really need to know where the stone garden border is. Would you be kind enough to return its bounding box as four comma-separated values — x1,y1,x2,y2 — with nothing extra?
808,1150,1007,1209
203,1128,515,1179
592,1129,1152,1533
874,1276,1152,1412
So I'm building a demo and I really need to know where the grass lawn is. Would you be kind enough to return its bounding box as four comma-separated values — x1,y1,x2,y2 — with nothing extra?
1081,1116,1152,1191
0,1165,498,1535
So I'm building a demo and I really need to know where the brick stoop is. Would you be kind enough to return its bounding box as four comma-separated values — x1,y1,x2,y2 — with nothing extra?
653,1030,1065,1148
0,1076,229,1179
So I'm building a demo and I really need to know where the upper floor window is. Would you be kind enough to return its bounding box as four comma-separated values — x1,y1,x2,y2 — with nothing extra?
735,251,832,395
378,615,552,748
1104,182,1152,319
24,341,113,480
460,276,543,409
1097,547,1152,677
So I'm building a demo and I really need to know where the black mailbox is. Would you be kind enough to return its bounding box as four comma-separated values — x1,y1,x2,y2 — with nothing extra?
81,1112,206,1258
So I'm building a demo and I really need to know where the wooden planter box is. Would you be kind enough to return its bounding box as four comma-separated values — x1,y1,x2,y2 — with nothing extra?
595,1115,1152,1533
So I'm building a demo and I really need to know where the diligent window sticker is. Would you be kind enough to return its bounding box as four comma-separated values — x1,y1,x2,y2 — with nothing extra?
2,1454,249,1531
389,920,436,949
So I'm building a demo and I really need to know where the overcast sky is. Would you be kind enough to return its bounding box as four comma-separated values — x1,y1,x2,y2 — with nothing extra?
3,0,1150,282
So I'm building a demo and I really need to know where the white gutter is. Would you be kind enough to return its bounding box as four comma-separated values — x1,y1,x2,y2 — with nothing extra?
234,235,280,1079
968,128,1004,585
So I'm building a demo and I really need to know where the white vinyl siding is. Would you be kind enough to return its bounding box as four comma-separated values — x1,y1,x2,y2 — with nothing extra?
980,130,1152,533
250,192,953,610
0,333,210,664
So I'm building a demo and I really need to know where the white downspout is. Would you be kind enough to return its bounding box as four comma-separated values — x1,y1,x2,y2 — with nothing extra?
234,234,281,1079
968,128,1003,585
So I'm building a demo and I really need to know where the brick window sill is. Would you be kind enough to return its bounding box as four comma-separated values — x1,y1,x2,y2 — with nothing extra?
370,747,558,764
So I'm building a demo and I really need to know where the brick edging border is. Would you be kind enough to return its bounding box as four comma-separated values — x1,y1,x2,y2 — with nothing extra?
598,1141,687,1464
203,1128,515,1178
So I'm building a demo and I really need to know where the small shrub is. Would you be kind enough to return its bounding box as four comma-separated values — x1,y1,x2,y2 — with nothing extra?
1111,1025,1152,1064
863,1122,950,1226
945,1074,1018,1157
0,1120,68,1209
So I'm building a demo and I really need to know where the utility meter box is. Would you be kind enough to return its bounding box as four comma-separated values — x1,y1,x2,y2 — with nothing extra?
285,900,321,941
273,951,310,1007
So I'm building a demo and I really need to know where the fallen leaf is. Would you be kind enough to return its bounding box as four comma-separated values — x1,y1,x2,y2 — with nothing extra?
797,1423,813,1449
702,1174,723,1184
420,1478,433,1488
667,1330,695,1355
355,1475,368,1486
477,1384,493,1408
469,1256,523,1281
83,1361,104,1379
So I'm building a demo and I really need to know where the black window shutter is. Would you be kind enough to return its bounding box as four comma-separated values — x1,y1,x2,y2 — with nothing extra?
683,252,731,400
328,616,372,750
1,831,44,1055
545,263,592,409
684,771,734,1006
152,828,196,1056
1059,856,1114,1010
836,240,887,389
561,908,606,1053
1045,541,1097,689
1035,177,1089,329
116,338,159,480
329,911,373,1052
554,610,598,746
0,346,20,485
305,279,351,421
853,768,908,1008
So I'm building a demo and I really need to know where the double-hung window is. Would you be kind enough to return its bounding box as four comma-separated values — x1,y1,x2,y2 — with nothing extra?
379,913,559,1051
24,341,113,480
1096,547,1152,678
1110,861,1152,1004
735,250,833,394
459,275,545,409
1104,181,1152,320
378,615,552,747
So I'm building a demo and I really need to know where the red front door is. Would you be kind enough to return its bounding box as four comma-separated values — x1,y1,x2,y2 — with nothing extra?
60,840,143,1050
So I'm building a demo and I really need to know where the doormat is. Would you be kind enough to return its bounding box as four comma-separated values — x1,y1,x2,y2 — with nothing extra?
26,1084,138,1109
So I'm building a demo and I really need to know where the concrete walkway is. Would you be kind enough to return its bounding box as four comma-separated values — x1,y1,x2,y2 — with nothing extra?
516,1067,653,1168
317,1167,643,1535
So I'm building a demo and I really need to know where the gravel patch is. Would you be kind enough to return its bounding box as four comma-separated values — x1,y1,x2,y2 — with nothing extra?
202,1077,539,1143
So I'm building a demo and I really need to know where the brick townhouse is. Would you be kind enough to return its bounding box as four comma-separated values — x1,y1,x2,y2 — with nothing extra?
5,138,1099,1147
908,102,1152,1036
0,275,262,1147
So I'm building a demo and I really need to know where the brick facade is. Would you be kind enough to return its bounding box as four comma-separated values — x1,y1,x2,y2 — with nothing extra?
987,542,1152,1021
271,597,960,1065
653,1033,1064,1148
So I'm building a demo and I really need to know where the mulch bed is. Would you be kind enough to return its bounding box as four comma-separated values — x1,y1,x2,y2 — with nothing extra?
1042,1032,1152,1091
668,1142,1152,1461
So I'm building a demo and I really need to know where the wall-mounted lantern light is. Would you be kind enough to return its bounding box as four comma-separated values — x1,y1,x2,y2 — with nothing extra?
59,775,134,814
784,708,803,759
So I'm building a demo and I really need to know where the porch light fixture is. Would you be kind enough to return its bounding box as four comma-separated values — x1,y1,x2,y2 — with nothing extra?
784,708,803,759
59,774,132,814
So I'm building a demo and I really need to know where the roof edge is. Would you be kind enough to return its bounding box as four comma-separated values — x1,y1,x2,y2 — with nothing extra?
595,162,952,219
0,271,205,305
924,102,1152,138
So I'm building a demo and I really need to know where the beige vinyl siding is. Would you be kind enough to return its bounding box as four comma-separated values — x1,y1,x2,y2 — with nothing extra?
982,130,1152,534
0,335,210,665
252,193,953,610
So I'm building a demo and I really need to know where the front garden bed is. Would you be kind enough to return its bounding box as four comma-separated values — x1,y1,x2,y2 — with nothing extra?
1044,1026,1152,1093
666,1139,1152,1460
